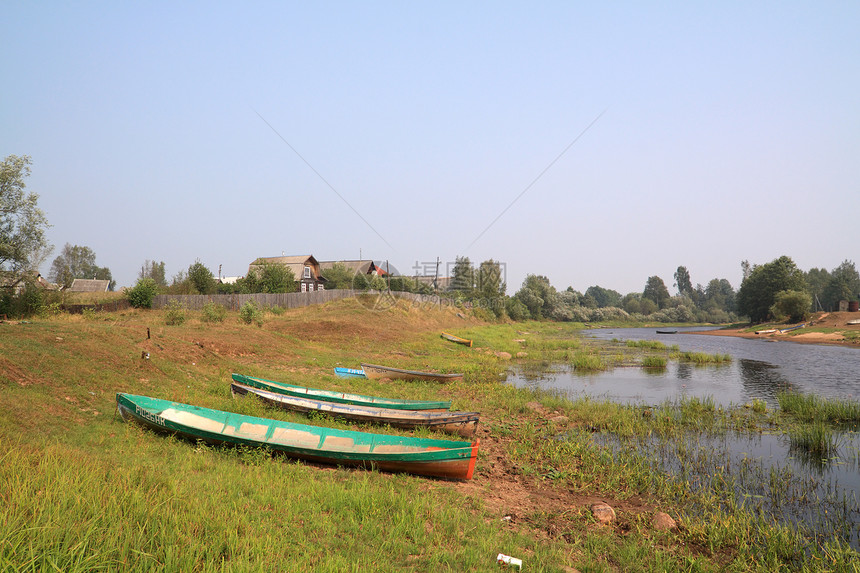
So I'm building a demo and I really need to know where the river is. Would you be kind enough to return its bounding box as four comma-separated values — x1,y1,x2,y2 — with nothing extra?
504,327,860,549
506,327,860,408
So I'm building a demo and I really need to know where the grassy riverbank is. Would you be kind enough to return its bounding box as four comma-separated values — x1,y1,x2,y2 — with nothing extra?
1,298,858,571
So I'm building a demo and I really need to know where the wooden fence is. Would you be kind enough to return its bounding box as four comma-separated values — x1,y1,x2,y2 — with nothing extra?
152,290,431,311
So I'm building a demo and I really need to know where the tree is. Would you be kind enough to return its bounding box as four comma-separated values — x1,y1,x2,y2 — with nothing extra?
770,290,812,323
821,260,860,310
235,262,297,293
49,243,114,290
476,259,506,317
674,266,693,298
0,155,52,287
187,260,216,294
703,278,736,313
126,278,159,308
736,256,807,323
643,276,671,309
584,285,622,308
477,259,505,298
254,262,296,293
514,274,560,320
449,256,475,294
139,260,167,287
321,262,356,290
622,292,642,314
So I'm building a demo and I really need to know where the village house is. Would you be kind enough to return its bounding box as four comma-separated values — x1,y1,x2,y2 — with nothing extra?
0,271,56,294
248,255,327,292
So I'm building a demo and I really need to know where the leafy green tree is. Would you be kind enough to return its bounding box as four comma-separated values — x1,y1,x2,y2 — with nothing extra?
234,262,296,293
388,276,409,292
702,278,736,313
643,276,671,309
321,263,356,290
821,260,860,310
674,266,693,298
736,256,807,323
167,269,195,294
126,278,159,308
255,262,296,293
352,272,370,291
804,267,829,310
187,260,217,294
477,259,505,298
770,290,812,323
49,243,114,290
622,292,642,314
449,256,475,294
368,274,387,290
505,297,530,320
0,155,52,287
474,259,506,317
514,274,560,320
139,260,167,287
585,285,622,308
639,297,658,315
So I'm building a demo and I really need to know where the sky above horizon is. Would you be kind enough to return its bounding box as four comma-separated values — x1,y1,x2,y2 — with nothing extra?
3,2,858,294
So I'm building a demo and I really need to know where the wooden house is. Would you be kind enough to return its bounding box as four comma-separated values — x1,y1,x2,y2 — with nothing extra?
249,255,327,292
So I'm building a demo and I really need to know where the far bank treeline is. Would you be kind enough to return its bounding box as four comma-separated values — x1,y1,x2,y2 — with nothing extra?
103,255,860,327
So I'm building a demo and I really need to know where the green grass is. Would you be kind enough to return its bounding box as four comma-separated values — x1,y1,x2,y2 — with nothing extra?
2,303,859,571
641,355,667,368
777,390,860,423
788,422,836,457
676,351,732,364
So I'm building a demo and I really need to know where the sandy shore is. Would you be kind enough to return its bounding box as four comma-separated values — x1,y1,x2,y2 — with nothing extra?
689,311,860,348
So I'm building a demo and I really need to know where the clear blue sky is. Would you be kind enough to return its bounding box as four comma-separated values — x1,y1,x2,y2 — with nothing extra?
3,2,858,294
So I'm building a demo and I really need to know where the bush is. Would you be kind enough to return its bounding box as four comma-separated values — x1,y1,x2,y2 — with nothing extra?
239,300,263,326
505,297,530,321
127,278,159,308
163,300,187,325
201,301,226,323
770,289,811,323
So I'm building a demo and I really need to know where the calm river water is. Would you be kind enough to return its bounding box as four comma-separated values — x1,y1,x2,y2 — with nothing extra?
507,327,860,408
505,327,860,548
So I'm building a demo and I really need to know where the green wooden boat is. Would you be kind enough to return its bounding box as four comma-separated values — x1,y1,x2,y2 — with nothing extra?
117,393,478,480
231,381,480,437
232,373,451,411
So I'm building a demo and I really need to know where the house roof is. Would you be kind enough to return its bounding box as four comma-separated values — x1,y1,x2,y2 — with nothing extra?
249,255,324,280
67,279,110,292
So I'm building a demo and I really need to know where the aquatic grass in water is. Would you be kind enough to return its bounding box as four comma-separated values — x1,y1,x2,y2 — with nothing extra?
777,390,860,424
677,351,732,364
641,356,667,368
570,351,607,372
788,422,836,458
627,339,666,350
